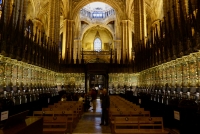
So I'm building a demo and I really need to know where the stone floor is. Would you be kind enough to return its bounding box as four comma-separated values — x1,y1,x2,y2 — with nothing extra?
72,98,180,134
73,99,111,134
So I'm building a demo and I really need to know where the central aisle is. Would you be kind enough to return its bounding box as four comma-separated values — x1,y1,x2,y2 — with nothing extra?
73,99,111,134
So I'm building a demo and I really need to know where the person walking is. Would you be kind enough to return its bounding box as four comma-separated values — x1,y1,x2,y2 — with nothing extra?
91,89,97,111
100,88,110,126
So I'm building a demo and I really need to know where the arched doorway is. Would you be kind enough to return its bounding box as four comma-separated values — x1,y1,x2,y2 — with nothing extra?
85,63,109,93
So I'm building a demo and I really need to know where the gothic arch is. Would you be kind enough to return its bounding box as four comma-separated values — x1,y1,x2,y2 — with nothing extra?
80,24,114,40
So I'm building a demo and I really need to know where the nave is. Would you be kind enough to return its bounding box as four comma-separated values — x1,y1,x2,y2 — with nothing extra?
72,98,111,134
0,90,182,134
72,97,180,134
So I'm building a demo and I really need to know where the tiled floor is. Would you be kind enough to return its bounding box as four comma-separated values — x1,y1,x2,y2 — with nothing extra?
73,99,111,134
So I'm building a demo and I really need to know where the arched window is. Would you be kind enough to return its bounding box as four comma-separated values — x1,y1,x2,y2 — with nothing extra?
94,38,102,51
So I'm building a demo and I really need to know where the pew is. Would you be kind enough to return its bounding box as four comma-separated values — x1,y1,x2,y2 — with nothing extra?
110,111,150,133
54,110,75,134
43,116,68,134
114,117,169,134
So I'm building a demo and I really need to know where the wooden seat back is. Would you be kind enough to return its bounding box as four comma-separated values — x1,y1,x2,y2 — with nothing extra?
131,111,150,117
33,111,43,116
114,116,139,129
43,115,67,123
42,111,54,116
43,116,68,134
54,110,74,122
42,108,54,111
113,116,169,134
138,117,163,129
33,111,54,116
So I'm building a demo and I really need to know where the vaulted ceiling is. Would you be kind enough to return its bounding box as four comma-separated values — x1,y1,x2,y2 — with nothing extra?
26,0,164,36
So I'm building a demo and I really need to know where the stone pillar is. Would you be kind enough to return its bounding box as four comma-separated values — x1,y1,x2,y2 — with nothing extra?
48,0,60,44
141,0,147,40
128,20,133,63
54,0,60,45
62,19,67,60
134,0,140,45
4,0,13,24
134,0,146,45
74,39,81,64
22,0,27,15
121,20,133,64
18,0,24,25
121,20,127,64
114,40,121,64
78,40,81,61
163,0,188,28
62,19,74,63
48,0,55,43
13,0,21,25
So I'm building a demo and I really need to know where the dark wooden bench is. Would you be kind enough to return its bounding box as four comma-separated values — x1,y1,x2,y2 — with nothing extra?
54,110,75,134
43,115,68,134
114,117,169,134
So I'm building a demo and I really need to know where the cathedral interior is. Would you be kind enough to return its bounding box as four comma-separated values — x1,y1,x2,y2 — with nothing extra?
0,0,200,134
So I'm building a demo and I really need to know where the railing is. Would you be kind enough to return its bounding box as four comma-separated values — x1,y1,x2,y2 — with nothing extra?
80,8,115,20
82,50,114,55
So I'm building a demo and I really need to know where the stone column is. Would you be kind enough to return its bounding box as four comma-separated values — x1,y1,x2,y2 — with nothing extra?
48,0,55,43
78,40,81,61
134,0,140,45
48,0,60,45
62,19,74,63
134,0,146,47
121,20,133,63
4,0,13,24
121,20,127,64
22,0,27,15
18,0,24,25
128,20,133,63
13,0,21,25
114,40,121,64
140,0,147,40
54,0,60,45
74,39,80,64
32,19,43,44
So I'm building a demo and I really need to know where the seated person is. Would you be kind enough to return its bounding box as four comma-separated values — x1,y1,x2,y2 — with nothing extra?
61,94,67,101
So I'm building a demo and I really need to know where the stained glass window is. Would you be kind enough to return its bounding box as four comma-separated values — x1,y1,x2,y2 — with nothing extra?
94,38,102,51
